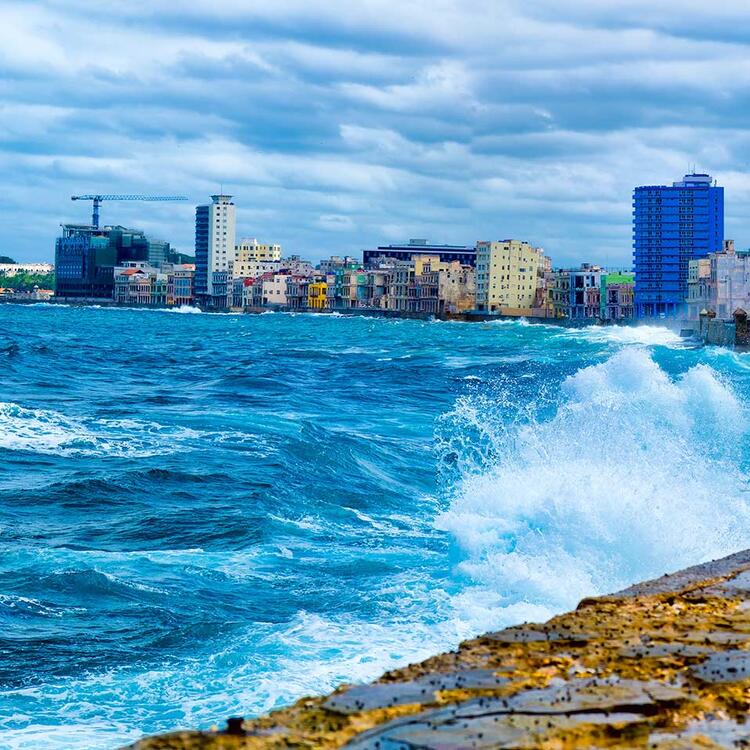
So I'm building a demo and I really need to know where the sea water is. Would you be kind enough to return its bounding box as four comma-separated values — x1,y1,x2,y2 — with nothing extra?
0,305,749,749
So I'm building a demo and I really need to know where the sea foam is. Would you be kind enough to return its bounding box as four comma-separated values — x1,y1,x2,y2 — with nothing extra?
436,348,750,631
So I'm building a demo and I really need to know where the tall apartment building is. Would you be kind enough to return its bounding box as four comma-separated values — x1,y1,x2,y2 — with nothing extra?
475,240,545,312
633,173,723,318
234,238,282,277
195,194,236,307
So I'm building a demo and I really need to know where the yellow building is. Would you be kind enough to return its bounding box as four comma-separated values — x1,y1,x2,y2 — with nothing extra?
234,238,282,277
308,280,328,309
475,240,545,312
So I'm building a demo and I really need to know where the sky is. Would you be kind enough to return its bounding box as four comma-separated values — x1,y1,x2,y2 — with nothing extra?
2,1,750,265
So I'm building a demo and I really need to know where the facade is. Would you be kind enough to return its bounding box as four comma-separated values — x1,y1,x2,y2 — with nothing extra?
167,265,195,306
475,240,545,312
600,272,635,320
262,273,289,307
707,240,750,319
319,256,359,274
551,265,604,319
307,280,327,310
113,262,194,306
234,239,282,277
633,173,724,318
686,258,711,320
282,255,315,277
195,194,236,307
364,239,476,268
55,224,162,299
55,225,116,298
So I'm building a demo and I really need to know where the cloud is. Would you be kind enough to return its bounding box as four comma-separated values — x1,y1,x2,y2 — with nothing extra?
0,0,747,264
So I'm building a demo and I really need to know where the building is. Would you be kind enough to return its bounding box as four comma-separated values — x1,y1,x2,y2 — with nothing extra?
282,255,315,277
55,225,115,298
438,263,475,314
600,272,635,320
262,272,290,307
166,264,195,307
686,258,711,320
551,264,604,319
307,280,327,310
633,173,724,318
706,240,750,319
364,239,475,268
319,256,359,274
234,239,282,277
475,240,545,313
195,194,236,308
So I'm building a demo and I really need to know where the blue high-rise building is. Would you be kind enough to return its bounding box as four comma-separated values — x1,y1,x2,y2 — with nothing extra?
633,173,723,317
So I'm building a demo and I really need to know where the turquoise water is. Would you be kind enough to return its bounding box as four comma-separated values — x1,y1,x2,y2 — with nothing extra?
1,305,749,749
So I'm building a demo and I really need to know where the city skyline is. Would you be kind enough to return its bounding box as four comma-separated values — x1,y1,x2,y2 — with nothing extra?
4,1,750,264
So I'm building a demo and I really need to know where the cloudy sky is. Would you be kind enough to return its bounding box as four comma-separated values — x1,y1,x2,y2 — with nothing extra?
2,0,750,265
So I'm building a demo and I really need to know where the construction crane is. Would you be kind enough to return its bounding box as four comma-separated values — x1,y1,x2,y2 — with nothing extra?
71,194,189,229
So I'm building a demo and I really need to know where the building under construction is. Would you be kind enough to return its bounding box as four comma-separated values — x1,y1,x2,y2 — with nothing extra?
55,194,189,300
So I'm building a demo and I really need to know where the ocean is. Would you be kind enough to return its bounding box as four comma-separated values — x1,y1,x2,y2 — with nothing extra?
1,304,749,749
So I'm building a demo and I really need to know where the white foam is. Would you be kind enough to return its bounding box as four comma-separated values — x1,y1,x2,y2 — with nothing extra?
560,324,683,347
436,348,750,627
0,402,198,458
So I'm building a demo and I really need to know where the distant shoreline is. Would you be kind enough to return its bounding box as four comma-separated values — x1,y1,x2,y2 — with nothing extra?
0,297,643,329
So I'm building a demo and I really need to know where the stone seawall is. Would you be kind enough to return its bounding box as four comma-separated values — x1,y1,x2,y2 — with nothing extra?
126,550,750,749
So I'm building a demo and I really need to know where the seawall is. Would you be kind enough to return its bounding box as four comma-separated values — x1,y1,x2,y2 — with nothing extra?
125,549,750,749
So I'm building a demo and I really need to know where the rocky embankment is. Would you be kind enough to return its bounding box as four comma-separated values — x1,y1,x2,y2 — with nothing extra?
126,550,750,749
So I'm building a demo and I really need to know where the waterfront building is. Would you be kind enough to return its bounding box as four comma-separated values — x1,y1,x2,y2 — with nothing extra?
475,240,545,313
307,280,327,310
683,241,750,320
195,194,236,308
438,263,475,314
262,272,290,307
386,261,416,312
234,239,282,278
55,225,116,298
365,269,389,309
286,276,311,310
600,272,635,320
686,258,711,320
166,264,195,306
550,264,604,319
633,173,724,318
364,239,476,268
341,269,368,308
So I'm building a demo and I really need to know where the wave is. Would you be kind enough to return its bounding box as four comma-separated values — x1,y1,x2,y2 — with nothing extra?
436,348,750,632
560,323,683,347
0,402,198,458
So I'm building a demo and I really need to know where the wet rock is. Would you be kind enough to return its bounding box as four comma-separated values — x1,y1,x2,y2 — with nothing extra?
124,548,750,750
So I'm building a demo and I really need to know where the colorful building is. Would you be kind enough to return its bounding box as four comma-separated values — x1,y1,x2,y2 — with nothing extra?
307,280,327,309
600,272,635,320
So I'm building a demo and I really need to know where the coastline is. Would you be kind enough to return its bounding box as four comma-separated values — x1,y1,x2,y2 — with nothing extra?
126,549,750,749
0,297,648,329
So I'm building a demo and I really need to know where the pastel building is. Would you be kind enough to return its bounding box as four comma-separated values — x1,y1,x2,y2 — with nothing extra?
633,173,723,318
234,238,282,277
475,240,545,312
600,272,635,320
195,194,236,307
